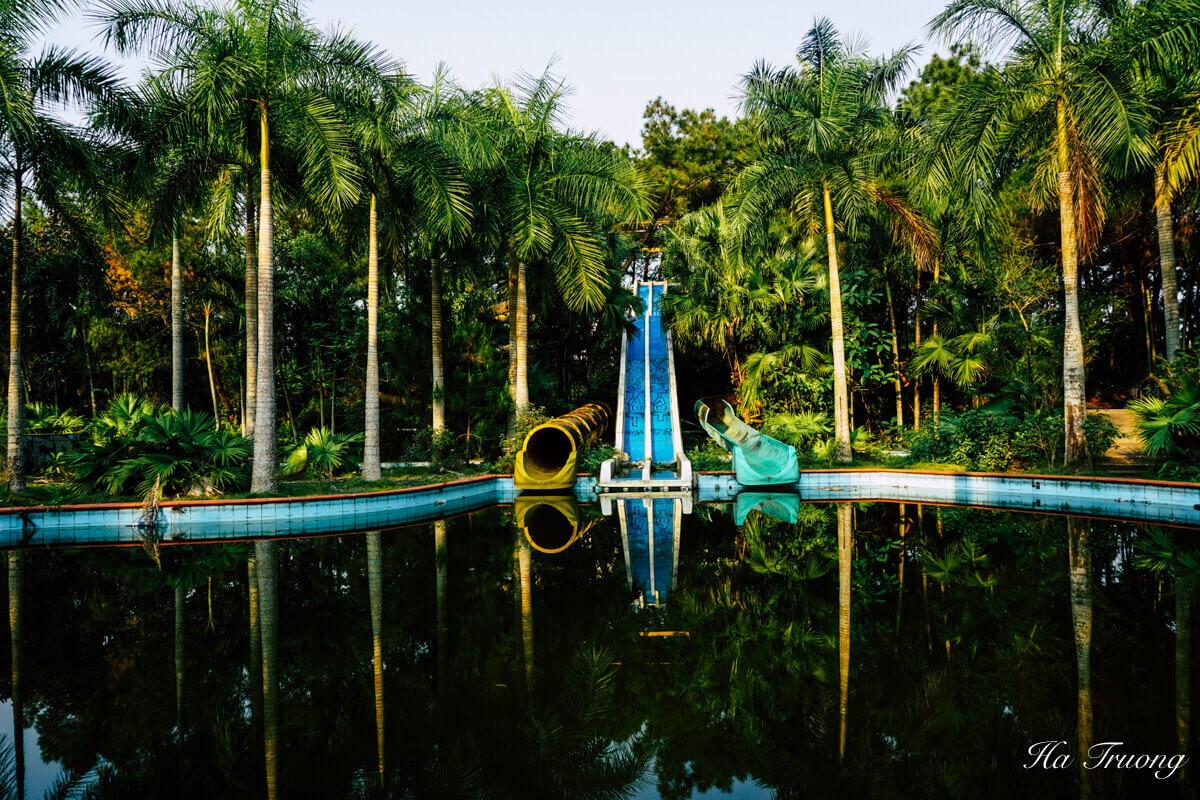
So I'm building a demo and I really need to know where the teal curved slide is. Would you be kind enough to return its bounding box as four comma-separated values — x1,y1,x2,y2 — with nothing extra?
695,397,800,486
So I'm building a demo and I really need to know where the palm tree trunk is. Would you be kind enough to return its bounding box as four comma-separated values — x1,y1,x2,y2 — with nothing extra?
1068,517,1093,799
822,185,852,462
252,108,277,493
1156,164,1182,361
837,503,852,762
431,257,446,432
255,540,279,800
1057,99,1088,465
886,282,903,427
366,531,385,785
507,254,518,430
913,271,921,432
514,260,530,412
244,185,257,437
8,174,24,493
204,305,218,425
9,551,24,800
363,194,382,481
171,225,184,412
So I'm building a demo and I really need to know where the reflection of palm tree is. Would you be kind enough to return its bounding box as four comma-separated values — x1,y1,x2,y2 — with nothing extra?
9,552,23,800
247,555,263,785
1068,518,1093,799
517,533,534,693
174,581,185,741
435,521,448,687
1178,571,1192,779
836,503,852,763
366,531,385,785
255,540,280,800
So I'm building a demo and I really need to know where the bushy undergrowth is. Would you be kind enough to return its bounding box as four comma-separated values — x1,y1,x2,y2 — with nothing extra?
70,394,250,497
283,427,364,478
402,427,469,470
905,408,1116,471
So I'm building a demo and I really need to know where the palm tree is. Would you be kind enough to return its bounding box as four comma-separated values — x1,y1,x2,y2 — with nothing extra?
1113,2,1200,362
484,71,647,414
927,0,1161,464
0,3,125,492
100,0,390,493
735,19,917,462
346,72,472,479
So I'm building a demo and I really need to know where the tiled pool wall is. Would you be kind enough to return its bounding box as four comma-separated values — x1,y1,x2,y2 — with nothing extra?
0,470,1196,548
0,476,517,548
797,470,1200,527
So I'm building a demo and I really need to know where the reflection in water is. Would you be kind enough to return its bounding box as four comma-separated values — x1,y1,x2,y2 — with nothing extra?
247,554,263,787
366,530,385,785
255,540,280,800
837,503,852,763
174,580,184,743
516,531,534,692
9,551,23,800
1068,517,1093,800
1179,567,1192,785
515,495,585,554
617,498,683,606
4,504,1197,799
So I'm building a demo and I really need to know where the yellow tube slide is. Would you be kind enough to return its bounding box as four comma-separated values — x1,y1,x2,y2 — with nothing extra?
514,403,610,490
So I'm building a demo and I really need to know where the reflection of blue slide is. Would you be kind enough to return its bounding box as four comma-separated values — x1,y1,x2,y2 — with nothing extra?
696,397,799,486
602,282,691,488
619,497,681,605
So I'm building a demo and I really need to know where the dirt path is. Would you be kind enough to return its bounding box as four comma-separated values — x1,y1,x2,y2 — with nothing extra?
1094,408,1144,463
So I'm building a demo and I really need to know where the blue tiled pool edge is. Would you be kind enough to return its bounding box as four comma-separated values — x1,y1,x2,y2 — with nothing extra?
1,470,1197,548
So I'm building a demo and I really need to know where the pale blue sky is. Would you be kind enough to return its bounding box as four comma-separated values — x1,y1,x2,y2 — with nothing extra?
46,0,954,147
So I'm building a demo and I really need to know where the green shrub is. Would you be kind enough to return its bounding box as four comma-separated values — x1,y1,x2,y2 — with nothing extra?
493,407,553,472
402,427,469,470
1082,414,1119,462
578,443,618,474
686,439,732,471
282,427,364,478
70,397,250,497
908,409,1063,471
25,402,85,434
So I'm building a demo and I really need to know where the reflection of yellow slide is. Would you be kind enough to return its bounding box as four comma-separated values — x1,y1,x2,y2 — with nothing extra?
515,495,594,554
514,403,610,490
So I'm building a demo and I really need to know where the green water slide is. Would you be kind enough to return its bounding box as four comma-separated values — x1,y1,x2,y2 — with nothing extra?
695,397,800,486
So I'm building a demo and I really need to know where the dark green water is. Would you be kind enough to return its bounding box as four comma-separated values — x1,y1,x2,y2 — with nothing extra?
0,502,1194,799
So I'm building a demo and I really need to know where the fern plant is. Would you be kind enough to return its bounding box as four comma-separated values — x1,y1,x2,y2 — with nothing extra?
1129,378,1200,456
282,427,364,478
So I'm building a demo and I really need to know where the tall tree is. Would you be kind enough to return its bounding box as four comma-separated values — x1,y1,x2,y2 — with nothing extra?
0,0,124,492
485,71,647,414
735,19,916,461
101,0,391,492
928,0,1160,463
347,72,471,479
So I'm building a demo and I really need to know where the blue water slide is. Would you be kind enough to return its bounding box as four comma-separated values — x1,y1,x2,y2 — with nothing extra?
602,282,691,487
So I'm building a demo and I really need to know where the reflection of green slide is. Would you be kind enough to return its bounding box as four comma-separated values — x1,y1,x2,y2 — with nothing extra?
695,397,800,486
734,492,801,525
